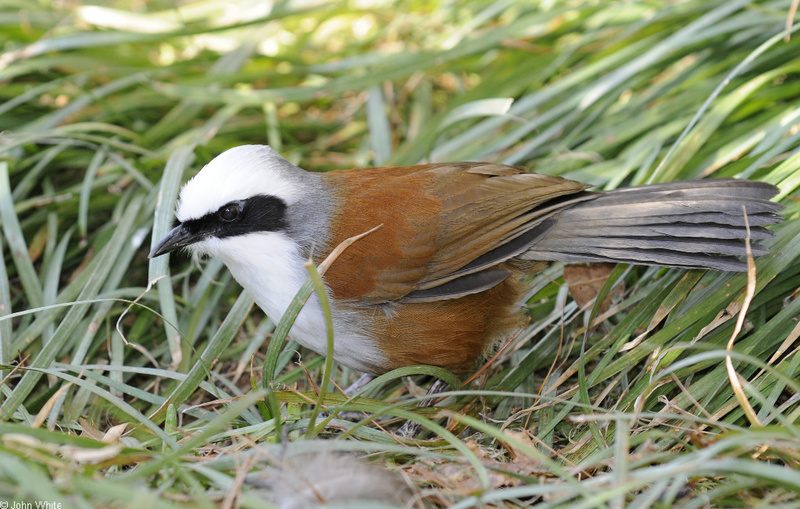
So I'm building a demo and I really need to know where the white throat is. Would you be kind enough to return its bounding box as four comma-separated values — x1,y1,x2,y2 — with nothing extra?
193,232,386,374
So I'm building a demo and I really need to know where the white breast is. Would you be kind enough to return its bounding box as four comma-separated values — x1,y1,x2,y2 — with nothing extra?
195,232,387,374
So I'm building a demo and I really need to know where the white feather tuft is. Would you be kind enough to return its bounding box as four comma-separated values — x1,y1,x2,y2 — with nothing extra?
176,145,301,222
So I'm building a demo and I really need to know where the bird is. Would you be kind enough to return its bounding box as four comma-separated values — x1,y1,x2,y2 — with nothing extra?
149,144,784,378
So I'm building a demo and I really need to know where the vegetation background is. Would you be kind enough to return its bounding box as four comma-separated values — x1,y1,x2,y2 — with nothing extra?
1,0,800,507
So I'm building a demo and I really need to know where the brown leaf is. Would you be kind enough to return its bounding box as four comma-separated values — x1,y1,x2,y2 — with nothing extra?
563,263,623,312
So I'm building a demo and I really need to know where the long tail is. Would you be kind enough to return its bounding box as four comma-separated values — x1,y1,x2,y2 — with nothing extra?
527,179,784,271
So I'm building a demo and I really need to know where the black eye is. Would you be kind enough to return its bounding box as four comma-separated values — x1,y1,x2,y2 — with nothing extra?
219,203,241,222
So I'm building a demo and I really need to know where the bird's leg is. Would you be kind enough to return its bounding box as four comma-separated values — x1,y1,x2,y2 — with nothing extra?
339,375,450,438
322,373,376,422
344,373,376,396
397,378,450,438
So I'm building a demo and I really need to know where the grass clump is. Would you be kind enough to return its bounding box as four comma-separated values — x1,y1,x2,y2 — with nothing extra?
1,0,799,507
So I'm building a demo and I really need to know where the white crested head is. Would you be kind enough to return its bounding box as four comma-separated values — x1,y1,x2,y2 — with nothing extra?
150,144,381,373
176,144,304,222
158,144,332,261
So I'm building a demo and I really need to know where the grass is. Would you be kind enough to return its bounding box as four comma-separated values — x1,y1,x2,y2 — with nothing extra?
1,0,800,507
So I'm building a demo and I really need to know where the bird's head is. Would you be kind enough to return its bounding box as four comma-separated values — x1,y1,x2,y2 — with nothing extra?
149,145,330,261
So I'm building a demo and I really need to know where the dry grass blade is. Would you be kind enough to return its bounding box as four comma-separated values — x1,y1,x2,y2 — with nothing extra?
725,208,761,428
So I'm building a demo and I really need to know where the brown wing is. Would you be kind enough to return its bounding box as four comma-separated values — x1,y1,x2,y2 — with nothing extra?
321,162,587,303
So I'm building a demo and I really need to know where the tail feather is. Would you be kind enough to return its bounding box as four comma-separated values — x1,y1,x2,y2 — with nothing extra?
546,223,774,240
537,235,768,257
561,197,782,218
529,248,752,272
550,213,781,228
527,179,783,272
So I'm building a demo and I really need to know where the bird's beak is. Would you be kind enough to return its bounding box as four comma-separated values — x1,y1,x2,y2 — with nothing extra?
149,223,195,259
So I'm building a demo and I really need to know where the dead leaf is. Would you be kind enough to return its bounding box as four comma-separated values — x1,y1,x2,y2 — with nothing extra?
102,423,128,443
564,263,623,312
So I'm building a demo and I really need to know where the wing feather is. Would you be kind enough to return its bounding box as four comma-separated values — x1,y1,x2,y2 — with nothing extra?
321,162,585,303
